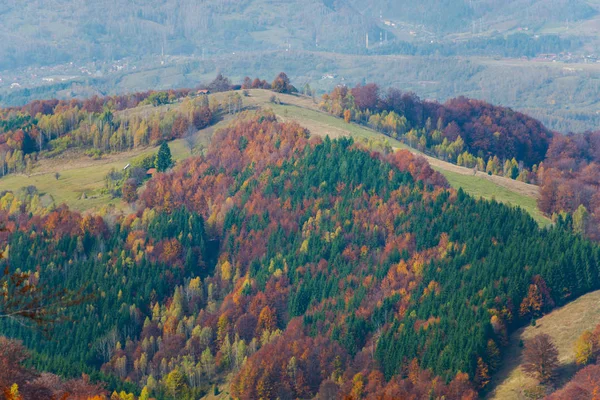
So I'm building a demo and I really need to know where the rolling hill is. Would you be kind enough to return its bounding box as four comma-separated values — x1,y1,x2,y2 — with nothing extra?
0,89,550,225
3,1,600,398
2,110,599,399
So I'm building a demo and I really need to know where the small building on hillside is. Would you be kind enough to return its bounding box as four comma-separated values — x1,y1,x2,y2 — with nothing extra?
197,89,211,96
147,168,157,176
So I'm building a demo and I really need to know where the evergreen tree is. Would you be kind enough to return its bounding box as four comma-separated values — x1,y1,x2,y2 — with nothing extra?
156,141,173,172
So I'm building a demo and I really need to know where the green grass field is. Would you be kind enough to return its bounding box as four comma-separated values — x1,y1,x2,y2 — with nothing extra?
270,103,408,147
0,132,205,212
438,169,550,226
0,161,126,212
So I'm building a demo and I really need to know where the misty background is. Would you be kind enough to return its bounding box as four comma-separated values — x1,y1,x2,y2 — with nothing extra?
3,0,600,132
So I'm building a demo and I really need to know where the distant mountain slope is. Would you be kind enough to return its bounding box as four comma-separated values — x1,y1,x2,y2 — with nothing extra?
1,0,598,71
355,0,597,34
4,1,600,133
0,0,377,70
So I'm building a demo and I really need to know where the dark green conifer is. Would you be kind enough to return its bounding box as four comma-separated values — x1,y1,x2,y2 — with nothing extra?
156,141,173,172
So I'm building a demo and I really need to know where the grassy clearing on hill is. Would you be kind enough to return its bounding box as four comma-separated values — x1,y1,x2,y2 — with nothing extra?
0,143,183,212
439,170,549,226
243,90,549,226
269,102,407,146
0,89,551,224
0,120,220,212
487,290,600,399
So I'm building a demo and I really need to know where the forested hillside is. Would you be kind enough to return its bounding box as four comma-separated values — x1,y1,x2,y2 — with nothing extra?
318,81,600,243
4,1,600,398
1,73,598,237
1,0,593,69
3,111,600,399
320,83,552,170
0,83,226,177
538,130,600,240
1,74,597,242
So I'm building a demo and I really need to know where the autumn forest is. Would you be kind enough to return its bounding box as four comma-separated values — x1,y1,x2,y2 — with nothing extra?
1,72,600,400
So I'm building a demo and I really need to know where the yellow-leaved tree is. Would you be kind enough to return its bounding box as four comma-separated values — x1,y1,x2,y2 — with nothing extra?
574,330,598,366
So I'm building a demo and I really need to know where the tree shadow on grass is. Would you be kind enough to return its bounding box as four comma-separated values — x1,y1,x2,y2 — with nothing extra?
552,361,579,391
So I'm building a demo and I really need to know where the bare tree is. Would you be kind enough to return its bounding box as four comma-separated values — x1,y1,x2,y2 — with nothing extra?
184,124,197,155
0,151,6,177
93,329,120,362
37,130,44,151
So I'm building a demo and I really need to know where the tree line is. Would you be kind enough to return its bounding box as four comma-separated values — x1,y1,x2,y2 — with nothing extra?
320,83,552,184
319,82,600,243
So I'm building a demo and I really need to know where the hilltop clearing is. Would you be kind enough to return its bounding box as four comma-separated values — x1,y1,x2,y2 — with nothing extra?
0,89,550,225
243,90,550,225
0,117,226,211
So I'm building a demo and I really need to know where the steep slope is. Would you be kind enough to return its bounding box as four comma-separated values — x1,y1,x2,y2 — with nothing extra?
109,112,600,396
488,290,600,399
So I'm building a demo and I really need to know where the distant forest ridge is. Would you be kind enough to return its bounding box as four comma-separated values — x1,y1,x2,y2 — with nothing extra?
1,0,595,69
3,0,600,137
